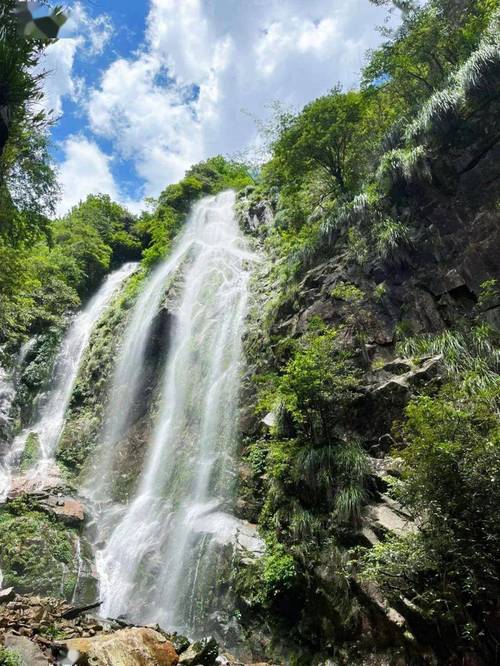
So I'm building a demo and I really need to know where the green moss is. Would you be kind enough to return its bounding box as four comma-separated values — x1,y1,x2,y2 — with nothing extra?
0,499,78,599
19,432,39,471
57,269,146,478
330,281,364,303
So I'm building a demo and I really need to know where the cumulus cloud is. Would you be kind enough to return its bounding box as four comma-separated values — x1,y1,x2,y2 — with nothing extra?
81,0,391,202
35,37,84,117
36,2,113,118
88,55,204,195
55,135,119,216
51,0,395,215
63,2,114,55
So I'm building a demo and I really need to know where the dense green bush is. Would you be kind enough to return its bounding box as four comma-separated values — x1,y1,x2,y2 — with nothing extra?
359,383,500,658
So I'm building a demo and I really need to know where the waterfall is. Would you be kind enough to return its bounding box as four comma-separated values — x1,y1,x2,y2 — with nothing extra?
95,191,255,633
0,366,16,446
83,235,196,501
0,262,137,498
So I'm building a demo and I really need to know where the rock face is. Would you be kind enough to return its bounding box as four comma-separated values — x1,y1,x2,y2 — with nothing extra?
58,627,179,666
178,636,218,665
4,632,49,665
38,495,85,527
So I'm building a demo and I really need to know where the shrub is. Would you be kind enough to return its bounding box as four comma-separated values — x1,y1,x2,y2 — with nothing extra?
330,282,364,303
360,383,500,658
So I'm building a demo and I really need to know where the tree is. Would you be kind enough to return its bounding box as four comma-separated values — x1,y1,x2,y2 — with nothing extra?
363,0,499,112
269,88,370,196
360,384,500,660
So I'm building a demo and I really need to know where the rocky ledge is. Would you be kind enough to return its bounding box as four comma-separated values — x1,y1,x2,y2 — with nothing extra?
0,592,276,665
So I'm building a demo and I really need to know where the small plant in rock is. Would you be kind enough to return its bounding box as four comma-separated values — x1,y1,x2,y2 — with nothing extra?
0,647,23,666
478,278,498,309
373,282,387,301
330,281,364,303
372,217,412,263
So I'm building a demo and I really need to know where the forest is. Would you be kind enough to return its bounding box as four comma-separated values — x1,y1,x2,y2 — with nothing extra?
0,0,499,664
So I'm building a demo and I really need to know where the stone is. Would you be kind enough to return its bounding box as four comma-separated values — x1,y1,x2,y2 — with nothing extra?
261,411,276,428
376,358,413,375
40,495,85,526
235,523,265,559
8,465,69,498
56,627,179,666
0,587,15,603
4,633,49,665
178,636,218,665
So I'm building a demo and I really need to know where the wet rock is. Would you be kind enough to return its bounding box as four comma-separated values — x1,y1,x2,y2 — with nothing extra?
168,632,190,655
38,495,85,527
8,465,70,498
57,627,179,665
235,522,265,562
0,587,15,603
178,635,218,665
4,633,49,665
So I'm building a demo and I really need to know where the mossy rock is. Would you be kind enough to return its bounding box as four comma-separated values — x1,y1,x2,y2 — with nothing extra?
19,432,40,471
0,498,79,600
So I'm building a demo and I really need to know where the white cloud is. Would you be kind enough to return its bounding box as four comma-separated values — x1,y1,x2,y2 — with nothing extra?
81,0,392,201
256,17,340,77
36,2,113,117
62,2,114,55
88,55,203,195
36,37,84,117
54,0,397,211
56,135,119,216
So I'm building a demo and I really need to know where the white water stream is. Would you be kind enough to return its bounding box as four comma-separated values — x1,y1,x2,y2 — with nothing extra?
94,191,255,632
0,263,137,499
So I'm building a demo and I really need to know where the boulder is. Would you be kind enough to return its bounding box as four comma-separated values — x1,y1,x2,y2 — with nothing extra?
4,633,49,665
8,464,69,498
0,587,15,603
57,627,179,666
178,636,218,665
39,495,85,527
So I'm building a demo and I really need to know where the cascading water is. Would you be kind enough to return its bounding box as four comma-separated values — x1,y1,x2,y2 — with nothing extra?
83,234,196,501
0,262,137,498
94,191,255,633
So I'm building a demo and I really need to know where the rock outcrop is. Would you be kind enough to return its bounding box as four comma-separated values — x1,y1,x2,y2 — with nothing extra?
57,627,179,666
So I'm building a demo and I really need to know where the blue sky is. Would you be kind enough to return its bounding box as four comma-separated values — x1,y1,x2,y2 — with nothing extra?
37,0,395,216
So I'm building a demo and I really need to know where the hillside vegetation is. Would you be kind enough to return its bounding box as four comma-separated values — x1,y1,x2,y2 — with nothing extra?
0,0,499,664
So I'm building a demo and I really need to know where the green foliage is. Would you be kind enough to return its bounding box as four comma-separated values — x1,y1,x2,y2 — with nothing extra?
478,278,498,308
363,0,498,113
373,281,387,300
138,156,253,267
0,498,78,599
249,325,368,628
0,193,143,345
0,0,58,234
359,382,500,656
258,326,360,437
0,647,23,666
371,217,412,262
330,282,364,303
53,194,142,296
397,325,500,398
267,88,371,196
376,146,430,189
259,540,297,602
